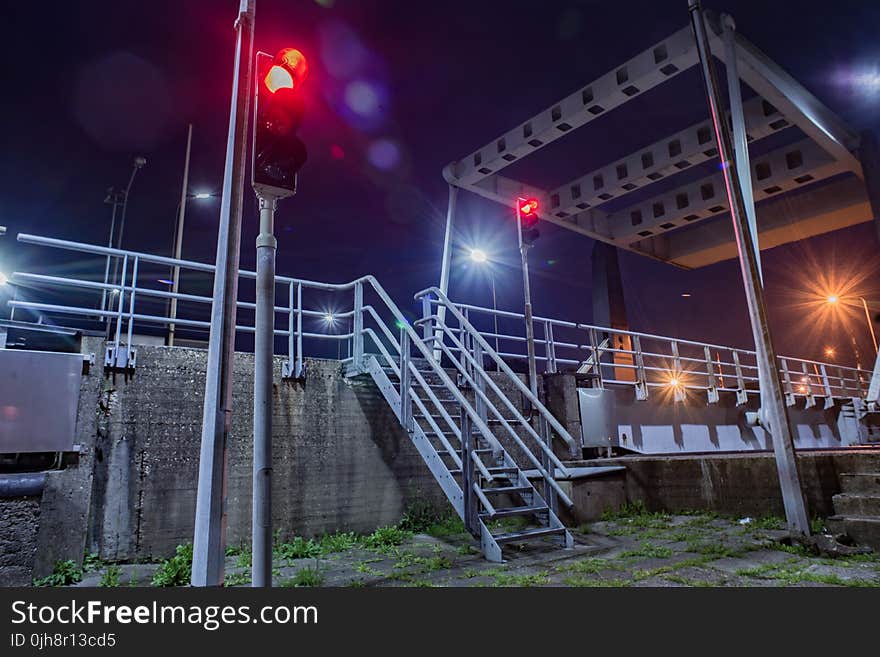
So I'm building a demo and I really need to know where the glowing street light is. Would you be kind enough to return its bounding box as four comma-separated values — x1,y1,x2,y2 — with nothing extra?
469,248,488,264
192,192,214,200
468,247,499,361
824,347,836,359
324,313,335,324
825,293,878,355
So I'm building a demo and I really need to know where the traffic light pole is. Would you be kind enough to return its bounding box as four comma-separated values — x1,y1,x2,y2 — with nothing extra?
252,192,278,588
516,205,557,515
191,0,255,587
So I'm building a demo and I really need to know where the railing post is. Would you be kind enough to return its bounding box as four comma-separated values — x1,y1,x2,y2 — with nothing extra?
126,255,139,352
633,335,648,400
704,345,718,404
352,281,363,367
113,253,129,347
780,358,796,407
732,350,748,405
420,294,434,345
801,361,816,409
473,338,487,425
400,329,412,431
545,321,557,374
283,282,295,378
820,364,834,409
460,407,477,535
295,282,303,378
670,340,685,402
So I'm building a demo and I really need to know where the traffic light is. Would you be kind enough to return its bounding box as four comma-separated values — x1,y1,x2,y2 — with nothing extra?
517,197,540,245
252,48,310,197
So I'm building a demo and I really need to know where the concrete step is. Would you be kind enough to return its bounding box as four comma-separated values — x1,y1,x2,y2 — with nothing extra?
832,493,880,517
826,515,880,552
840,472,880,494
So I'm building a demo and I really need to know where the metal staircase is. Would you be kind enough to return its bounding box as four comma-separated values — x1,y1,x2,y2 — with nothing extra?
346,280,577,561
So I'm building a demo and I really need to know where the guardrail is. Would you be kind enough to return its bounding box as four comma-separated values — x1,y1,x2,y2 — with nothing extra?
432,300,869,404
6,233,868,404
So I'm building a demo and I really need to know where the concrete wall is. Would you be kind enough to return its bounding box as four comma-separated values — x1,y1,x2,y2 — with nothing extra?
87,345,446,561
0,497,40,586
585,450,880,518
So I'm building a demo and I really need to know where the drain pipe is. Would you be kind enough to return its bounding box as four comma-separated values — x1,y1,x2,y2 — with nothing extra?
0,473,46,498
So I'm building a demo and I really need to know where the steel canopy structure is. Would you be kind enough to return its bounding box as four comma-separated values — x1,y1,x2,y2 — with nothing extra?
440,11,875,270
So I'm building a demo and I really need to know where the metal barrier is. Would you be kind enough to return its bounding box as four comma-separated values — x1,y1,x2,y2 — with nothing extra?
430,300,868,406
7,233,867,404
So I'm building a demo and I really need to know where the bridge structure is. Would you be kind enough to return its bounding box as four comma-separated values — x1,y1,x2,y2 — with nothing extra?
3,5,880,563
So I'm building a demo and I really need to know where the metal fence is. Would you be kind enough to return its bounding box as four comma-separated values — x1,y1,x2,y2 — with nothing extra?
6,233,869,403
428,299,869,405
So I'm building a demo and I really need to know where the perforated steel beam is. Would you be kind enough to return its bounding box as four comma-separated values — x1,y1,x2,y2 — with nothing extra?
729,29,863,175
608,139,849,244
639,174,871,267
443,26,702,187
545,95,791,220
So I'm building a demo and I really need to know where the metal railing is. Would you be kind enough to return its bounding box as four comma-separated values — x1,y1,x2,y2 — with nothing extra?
431,300,869,405
7,233,869,404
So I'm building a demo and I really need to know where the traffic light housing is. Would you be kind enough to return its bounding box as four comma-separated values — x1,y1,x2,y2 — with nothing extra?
252,48,309,197
517,198,540,245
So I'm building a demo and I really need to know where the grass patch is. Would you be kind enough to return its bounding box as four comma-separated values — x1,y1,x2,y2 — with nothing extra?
283,566,324,587
663,573,715,587
275,537,323,561
319,531,360,553
34,560,83,587
751,516,785,531
684,540,741,559
619,542,673,560
562,558,621,575
737,561,877,587
363,526,412,552
99,566,121,588
83,552,103,573
152,543,193,587
235,549,252,569
564,576,632,587
224,571,251,587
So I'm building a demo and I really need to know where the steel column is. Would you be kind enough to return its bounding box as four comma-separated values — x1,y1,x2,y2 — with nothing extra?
690,0,810,536
168,123,193,347
192,0,255,587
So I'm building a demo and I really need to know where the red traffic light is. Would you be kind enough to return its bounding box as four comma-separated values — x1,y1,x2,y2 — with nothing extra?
263,48,309,94
518,198,538,216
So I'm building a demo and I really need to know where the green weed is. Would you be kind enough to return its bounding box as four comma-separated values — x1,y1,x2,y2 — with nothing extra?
34,560,83,587
152,544,193,587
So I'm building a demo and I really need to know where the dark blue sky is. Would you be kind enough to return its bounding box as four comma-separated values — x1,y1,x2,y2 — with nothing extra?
1,0,878,363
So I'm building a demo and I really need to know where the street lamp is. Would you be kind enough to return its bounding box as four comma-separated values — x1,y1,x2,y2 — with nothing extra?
469,248,500,362
167,190,217,346
825,293,878,357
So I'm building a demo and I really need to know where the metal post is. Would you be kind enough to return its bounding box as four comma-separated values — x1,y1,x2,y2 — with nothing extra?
435,184,459,361
352,282,363,366
109,157,146,299
192,0,255,587
721,15,761,282
690,0,810,535
168,123,193,347
100,195,120,316
252,194,277,588
400,330,412,431
516,202,555,513
490,271,500,368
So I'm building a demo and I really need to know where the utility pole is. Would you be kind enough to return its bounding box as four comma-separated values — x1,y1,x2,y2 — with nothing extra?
100,188,124,316
689,0,810,535
250,47,309,587
168,123,193,347
191,0,255,587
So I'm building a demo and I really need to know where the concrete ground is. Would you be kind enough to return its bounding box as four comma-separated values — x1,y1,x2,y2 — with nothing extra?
64,508,880,588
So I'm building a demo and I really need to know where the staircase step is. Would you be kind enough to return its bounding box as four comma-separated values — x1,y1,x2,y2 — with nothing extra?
826,515,880,551
840,473,880,494
487,466,519,475
832,493,880,516
482,485,533,495
492,526,567,545
481,504,548,520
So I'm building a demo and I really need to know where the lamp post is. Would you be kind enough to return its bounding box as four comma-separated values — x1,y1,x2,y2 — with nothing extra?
167,189,217,346
469,248,500,363
825,294,878,363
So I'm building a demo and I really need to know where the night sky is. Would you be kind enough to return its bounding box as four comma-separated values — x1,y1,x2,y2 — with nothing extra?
1,0,879,364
